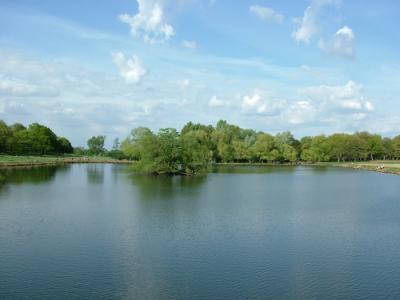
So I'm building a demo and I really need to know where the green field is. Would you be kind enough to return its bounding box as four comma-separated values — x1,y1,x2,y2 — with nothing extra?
0,155,131,168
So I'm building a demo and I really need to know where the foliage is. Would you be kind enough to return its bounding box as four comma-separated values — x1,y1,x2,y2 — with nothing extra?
0,120,73,155
87,136,106,155
1,119,399,173
119,120,400,174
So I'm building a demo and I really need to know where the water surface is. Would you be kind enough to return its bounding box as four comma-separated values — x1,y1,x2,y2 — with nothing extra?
0,164,399,299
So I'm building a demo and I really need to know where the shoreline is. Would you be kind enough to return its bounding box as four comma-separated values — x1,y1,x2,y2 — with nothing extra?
0,156,132,169
325,162,400,176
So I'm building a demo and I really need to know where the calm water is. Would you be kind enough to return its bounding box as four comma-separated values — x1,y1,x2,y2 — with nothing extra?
0,164,400,299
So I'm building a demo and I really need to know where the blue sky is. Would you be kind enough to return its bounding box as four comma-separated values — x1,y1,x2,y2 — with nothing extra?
0,0,399,146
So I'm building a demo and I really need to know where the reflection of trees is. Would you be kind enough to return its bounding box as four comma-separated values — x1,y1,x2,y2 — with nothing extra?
128,174,207,201
87,164,105,184
0,165,68,185
0,172,5,189
212,165,297,174
0,165,70,196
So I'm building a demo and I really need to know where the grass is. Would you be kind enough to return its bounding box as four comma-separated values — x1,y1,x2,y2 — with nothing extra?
314,160,400,175
0,155,132,168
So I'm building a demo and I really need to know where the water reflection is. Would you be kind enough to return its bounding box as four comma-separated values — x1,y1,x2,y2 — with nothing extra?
127,173,207,201
1,164,400,299
0,165,69,186
86,164,105,184
0,166,70,197
212,164,298,174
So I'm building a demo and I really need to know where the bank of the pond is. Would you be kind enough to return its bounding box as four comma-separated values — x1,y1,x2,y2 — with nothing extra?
0,155,132,168
1,156,399,175
322,161,400,176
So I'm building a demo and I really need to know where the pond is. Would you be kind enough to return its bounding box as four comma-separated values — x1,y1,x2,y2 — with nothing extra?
0,164,399,299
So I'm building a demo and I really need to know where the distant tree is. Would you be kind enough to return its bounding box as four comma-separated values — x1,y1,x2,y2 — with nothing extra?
282,144,297,163
329,134,350,162
2,118,398,168
233,140,249,162
121,127,153,160
0,120,11,153
393,135,400,159
251,133,275,162
13,123,59,155
155,128,182,172
87,136,106,155
57,137,73,154
9,123,26,133
112,138,120,150
212,120,241,162
181,129,212,173
382,138,394,160
365,134,383,160
275,131,295,148
73,147,87,156
300,135,331,162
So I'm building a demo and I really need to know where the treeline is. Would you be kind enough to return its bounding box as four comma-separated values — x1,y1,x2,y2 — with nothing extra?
119,120,400,174
2,119,400,174
0,120,73,155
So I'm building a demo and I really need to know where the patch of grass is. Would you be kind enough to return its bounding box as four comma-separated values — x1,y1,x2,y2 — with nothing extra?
0,155,132,168
315,161,400,175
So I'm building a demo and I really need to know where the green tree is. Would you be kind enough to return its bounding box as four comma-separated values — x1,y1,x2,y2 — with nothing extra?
393,135,400,159
112,138,120,150
282,144,297,163
57,137,73,154
181,130,212,173
301,135,331,162
121,127,153,160
365,134,383,160
382,138,394,160
9,123,26,133
73,147,87,156
251,133,275,162
13,123,59,155
329,134,351,162
233,140,250,162
87,136,106,155
0,120,11,153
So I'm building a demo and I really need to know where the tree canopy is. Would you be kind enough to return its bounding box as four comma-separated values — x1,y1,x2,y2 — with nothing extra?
0,120,73,155
1,119,399,174
87,136,106,155
119,120,400,174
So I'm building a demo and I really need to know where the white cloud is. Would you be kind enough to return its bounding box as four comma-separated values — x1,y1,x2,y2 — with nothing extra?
241,91,284,115
0,99,27,115
0,77,59,97
119,0,174,43
181,40,197,49
319,26,355,58
303,80,375,113
249,5,284,24
292,0,340,43
366,116,400,134
209,95,224,107
285,101,317,124
112,52,147,84
178,79,190,89
364,101,374,112
242,93,266,113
